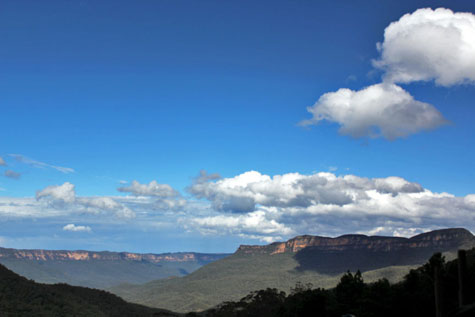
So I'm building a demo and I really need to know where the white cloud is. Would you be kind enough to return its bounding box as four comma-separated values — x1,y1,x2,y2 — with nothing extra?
301,83,447,139
374,8,475,86
78,197,135,218
118,180,178,197
189,170,426,213
464,194,475,208
9,154,75,174
186,210,293,242
4,170,21,180
63,224,92,232
118,180,185,211
2,172,474,243
358,226,426,238
0,197,65,217
373,176,423,195
36,182,135,218
302,7,475,139
0,157,6,166
36,182,76,204
185,170,475,241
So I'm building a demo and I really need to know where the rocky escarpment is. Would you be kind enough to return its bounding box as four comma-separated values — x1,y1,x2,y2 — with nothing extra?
0,248,227,264
236,228,475,274
236,228,475,255
0,248,230,289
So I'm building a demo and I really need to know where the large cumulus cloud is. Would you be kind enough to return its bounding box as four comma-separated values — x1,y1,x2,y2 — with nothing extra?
188,170,426,213
374,8,475,86
186,170,475,241
301,83,447,139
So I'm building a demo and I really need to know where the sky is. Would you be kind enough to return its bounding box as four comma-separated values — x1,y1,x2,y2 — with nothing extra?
1,0,475,253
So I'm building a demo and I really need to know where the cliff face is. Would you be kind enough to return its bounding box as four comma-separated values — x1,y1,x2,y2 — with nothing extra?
0,248,230,290
236,228,475,255
0,248,227,264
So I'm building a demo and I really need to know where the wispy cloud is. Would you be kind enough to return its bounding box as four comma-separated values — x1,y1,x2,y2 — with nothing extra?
118,180,186,211
9,154,75,174
4,170,21,180
0,157,6,166
36,182,135,218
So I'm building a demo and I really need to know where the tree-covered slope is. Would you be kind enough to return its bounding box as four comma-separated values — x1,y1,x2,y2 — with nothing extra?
112,251,414,313
0,263,179,317
111,228,474,313
203,248,475,317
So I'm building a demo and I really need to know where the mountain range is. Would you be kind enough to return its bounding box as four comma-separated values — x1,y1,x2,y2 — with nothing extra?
1,228,473,313
0,248,229,289
110,228,475,312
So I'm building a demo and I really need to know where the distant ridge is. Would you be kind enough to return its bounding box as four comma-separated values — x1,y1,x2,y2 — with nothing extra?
0,248,230,289
111,228,475,312
0,247,228,264
236,228,474,255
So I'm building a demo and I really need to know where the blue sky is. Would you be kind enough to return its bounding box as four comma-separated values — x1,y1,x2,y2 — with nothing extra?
1,0,475,253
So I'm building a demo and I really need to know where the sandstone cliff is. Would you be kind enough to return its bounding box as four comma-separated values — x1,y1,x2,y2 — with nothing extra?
236,228,475,255
0,248,227,264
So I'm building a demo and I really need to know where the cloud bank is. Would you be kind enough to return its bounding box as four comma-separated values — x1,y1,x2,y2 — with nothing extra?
187,170,475,241
118,180,186,211
36,182,135,218
1,170,474,243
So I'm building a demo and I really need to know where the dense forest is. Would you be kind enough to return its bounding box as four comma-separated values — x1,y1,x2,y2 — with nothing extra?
0,263,177,317
197,249,475,317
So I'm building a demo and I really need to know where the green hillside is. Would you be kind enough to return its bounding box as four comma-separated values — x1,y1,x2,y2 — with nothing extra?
201,249,475,317
0,263,178,317
110,251,416,312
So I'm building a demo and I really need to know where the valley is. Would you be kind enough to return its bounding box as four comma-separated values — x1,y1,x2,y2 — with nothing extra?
0,248,230,289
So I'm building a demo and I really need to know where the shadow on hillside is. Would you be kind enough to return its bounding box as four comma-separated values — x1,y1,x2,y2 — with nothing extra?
293,247,440,273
